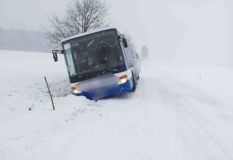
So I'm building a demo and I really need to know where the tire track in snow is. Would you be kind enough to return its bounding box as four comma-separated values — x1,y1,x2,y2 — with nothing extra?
144,62,233,159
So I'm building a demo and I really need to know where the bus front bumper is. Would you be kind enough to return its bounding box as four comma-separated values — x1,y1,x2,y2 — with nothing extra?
73,79,133,100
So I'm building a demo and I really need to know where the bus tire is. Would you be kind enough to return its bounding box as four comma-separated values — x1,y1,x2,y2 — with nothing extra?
131,72,136,92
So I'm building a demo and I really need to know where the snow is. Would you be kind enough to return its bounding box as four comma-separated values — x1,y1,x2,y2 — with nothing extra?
1,50,233,160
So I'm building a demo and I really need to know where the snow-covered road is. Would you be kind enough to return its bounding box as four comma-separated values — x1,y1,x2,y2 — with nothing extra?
1,50,233,160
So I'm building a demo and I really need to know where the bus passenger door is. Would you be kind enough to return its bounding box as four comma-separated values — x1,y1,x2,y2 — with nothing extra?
64,43,77,77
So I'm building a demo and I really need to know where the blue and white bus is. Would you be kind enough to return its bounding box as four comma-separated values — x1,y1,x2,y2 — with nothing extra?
52,28,140,100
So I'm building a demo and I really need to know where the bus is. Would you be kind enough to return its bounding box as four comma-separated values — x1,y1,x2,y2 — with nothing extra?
52,28,140,101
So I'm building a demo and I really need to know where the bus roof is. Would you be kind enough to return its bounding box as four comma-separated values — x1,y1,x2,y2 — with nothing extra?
61,27,118,43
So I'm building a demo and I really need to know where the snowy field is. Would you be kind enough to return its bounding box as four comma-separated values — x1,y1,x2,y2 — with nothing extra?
1,50,233,160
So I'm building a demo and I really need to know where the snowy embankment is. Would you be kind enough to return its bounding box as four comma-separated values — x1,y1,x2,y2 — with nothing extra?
1,50,233,160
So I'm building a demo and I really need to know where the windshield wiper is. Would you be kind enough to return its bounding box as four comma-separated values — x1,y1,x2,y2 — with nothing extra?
87,39,95,48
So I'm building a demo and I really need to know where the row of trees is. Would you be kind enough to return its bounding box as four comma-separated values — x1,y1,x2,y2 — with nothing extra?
0,28,51,52
46,0,109,44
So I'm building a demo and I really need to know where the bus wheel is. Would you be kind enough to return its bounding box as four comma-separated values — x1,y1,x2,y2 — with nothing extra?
131,73,136,92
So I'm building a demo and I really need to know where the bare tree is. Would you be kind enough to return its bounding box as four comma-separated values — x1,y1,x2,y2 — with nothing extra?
46,0,109,45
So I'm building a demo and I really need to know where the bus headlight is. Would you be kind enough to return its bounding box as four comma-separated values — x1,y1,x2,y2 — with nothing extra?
119,75,128,84
71,86,81,94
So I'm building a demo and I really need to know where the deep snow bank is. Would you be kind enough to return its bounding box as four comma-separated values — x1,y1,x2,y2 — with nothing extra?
1,51,233,160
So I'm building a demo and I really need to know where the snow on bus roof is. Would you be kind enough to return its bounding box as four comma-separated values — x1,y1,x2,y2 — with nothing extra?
61,27,118,43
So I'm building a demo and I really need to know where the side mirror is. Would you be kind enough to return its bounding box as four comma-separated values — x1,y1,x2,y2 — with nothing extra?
123,38,128,48
52,50,58,62
52,50,64,62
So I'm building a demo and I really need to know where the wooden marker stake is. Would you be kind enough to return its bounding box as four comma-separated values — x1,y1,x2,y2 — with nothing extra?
44,76,55,110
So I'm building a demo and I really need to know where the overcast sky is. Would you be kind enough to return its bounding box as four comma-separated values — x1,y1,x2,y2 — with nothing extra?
0,0,148,50
0,0,145,31
1,0,233,65
0,0,67,29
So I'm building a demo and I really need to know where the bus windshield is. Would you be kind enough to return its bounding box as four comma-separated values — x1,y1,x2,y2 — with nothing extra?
63,29,126,83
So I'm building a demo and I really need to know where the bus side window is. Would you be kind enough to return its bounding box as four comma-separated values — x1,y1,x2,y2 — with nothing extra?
125,47,134,68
